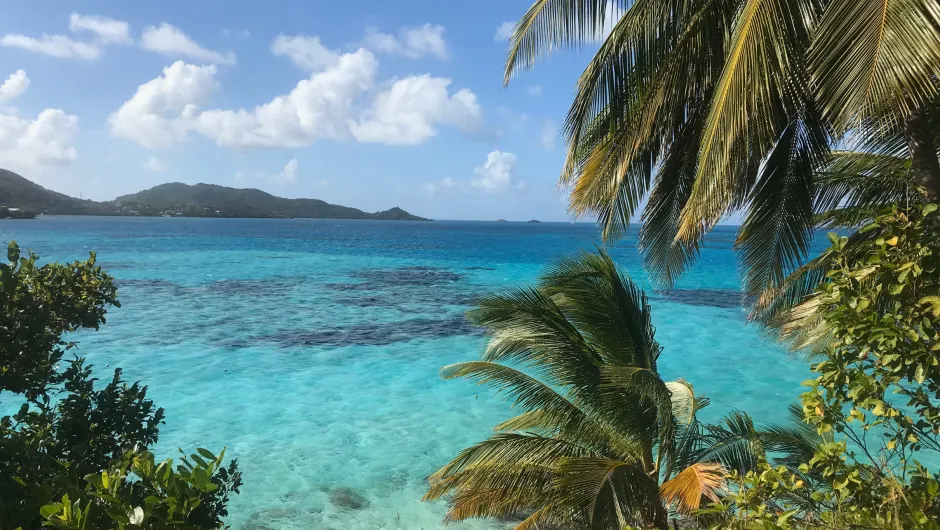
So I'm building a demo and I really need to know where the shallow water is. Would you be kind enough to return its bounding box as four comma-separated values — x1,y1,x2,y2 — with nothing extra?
1,217,817,529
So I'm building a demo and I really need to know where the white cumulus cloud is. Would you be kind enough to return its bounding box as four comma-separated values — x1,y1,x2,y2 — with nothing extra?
109,61,219,149
351,74,481,145
0,109,79,167
271,34,339,71
277,158,298,183
110,34,481,150
193,48,377,147
0,71,79,167
472,150,521,193
141,23,236,65
69,13,132,45
0,34,101,60
494,21,515,42
0,70,30,102
364,24,448,60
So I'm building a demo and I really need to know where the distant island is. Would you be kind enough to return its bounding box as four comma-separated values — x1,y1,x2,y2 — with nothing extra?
0,169,428,221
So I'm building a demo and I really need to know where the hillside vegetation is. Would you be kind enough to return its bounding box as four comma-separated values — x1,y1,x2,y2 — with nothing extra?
0,169,427,220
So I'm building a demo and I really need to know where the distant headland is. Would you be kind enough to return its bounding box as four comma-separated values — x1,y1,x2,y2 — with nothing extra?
0,169,428,221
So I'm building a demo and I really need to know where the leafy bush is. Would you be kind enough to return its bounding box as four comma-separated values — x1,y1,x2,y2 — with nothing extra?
704,204,940,529
0,242,241,529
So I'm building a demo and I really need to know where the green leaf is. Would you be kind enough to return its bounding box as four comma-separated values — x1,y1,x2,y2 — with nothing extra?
40,505,61,519
832,475,848,490
927,479,939,496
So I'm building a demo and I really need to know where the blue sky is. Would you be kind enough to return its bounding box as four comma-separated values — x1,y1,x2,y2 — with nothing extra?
0,0,601,221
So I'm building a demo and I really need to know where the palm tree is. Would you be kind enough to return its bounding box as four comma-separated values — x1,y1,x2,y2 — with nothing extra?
501,0,940,315
424,251,730,529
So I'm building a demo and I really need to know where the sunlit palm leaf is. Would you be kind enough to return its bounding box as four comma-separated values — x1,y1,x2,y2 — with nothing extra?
678,0,817,242
425,433,589,498
513,507,554,530
659,462,727,514
504,0,622,84
562,0,687,177
812,0,940,130
569,0,732,243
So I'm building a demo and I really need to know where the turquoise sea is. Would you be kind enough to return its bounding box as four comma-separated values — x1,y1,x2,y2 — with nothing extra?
2,217,819,529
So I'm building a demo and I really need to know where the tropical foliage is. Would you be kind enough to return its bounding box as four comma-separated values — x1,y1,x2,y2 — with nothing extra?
0,242,241,529
703,204,940,528
423,251,826,529
500,0,940,319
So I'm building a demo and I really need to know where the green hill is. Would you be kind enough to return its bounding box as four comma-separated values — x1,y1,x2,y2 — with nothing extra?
0,169,111,215
0,169,428,220
115,182,426,220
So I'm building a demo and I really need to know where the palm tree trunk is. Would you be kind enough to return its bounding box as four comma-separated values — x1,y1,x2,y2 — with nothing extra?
904,110,940,202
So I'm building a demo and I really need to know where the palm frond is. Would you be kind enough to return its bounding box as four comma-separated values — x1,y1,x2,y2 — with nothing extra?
512,507,555,530
815,151,917,214
569,0,733,244
504,0,622,84
440,361,605,438
659,462,727,514
748,248,834,327
541,249,660,369
773,227,882,348
598,365,676,468
561,0,691,180
678,0,818,242
814,206,882,230
469,286,601,389
425,433,590,500
811,0,940,130
639,97,710,286
700,411,765,474
554,457,668,529
760,404,830,470
441,473,554,522
736,117,828,297
493,409,648,462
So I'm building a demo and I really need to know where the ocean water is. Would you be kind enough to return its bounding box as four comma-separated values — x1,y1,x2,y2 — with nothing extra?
2,217,816,529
